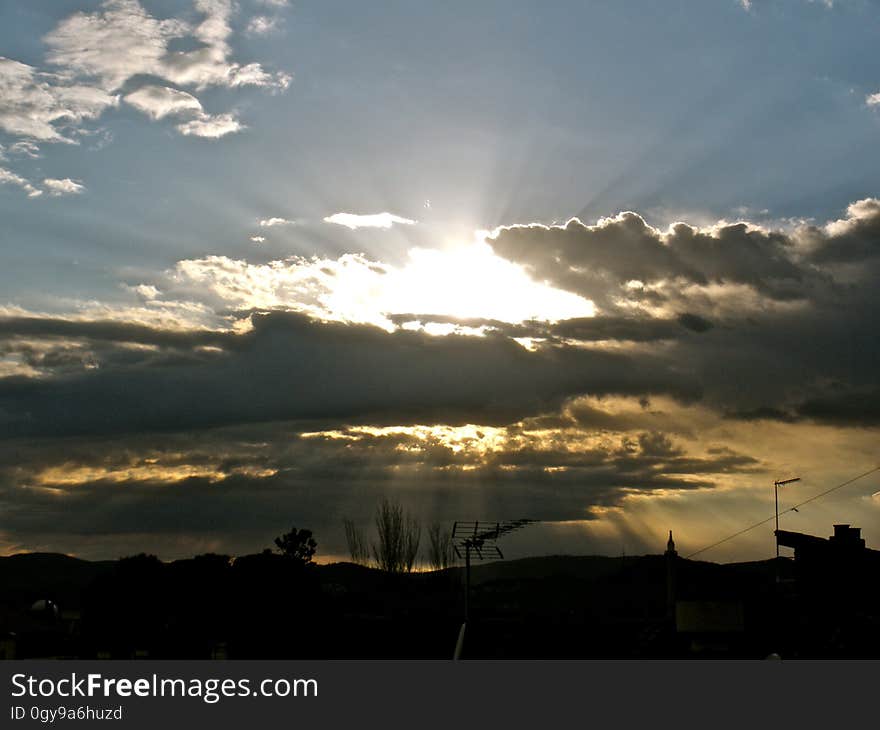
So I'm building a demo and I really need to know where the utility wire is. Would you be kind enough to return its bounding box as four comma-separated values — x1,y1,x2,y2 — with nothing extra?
685,464,880,559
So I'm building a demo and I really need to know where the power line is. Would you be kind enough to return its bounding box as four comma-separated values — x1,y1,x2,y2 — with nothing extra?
685,464,880,559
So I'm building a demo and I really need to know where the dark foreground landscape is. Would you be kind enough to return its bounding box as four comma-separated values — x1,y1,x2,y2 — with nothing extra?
3,525,879,660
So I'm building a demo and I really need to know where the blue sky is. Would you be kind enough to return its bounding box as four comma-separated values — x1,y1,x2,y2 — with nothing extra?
1,1,880,561
3,0,880,309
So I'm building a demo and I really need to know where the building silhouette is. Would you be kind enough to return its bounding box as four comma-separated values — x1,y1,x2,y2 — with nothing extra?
776,524,880,613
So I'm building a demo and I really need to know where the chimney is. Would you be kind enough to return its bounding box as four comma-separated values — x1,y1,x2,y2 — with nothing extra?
831,524,865,549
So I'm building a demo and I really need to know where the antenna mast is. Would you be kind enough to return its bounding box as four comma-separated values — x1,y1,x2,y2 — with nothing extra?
774,477,800,559
450,518,536,659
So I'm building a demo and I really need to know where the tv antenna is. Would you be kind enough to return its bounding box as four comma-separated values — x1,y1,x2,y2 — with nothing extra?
774,477,800,558
451,519,536,659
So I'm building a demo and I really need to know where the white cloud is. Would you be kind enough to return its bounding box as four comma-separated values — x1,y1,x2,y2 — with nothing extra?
43,178,85,196
741,0,832,8
867,92,880,107
123,85,203,120
823,197,880,237
0,169,83,198
176,112,244,138
259,217,293,227
323,212,417,230
131,284,160,300
246,15,281,36
163,0,291,90
0,142,41,161
45,0,290,93
0,167,42,197
167,243,594,331
8,141,41,158
44,0,189,93
0,57,117,143
0,0,292,190
123,85,253,141
250,236,266,243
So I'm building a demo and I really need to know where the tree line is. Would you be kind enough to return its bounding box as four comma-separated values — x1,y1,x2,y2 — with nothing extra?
343,497,454,573
273,497,455,573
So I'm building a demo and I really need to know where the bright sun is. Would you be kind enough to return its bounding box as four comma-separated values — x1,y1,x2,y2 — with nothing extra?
379,236,594,324
172,231,595,334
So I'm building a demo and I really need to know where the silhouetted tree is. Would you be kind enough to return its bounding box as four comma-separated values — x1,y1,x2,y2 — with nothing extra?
343,518,370,565
427,522,454,571
372,498,421,574
191,552,232,569
82,553,167,655
403,515,421,573
274,527,317,565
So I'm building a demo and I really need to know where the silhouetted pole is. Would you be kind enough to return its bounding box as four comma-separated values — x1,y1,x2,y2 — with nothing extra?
773,477,800,582
454,542,471,661
453,621,466,660
775,482,779,558
464,542,471,623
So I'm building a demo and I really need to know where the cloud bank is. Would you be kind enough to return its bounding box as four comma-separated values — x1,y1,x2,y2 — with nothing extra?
2,199,880,558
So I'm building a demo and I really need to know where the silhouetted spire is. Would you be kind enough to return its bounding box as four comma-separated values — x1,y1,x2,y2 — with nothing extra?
665,529,677,622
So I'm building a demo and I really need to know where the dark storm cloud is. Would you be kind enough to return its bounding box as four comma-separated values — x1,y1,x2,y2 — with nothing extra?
0,417,759,558
0,332,226,377
0,311,702,438
549,313,714,341
482,199,880,425
0,316,229,349
795,388,880,426
488,212,816,310
676,313,713,333
806,199,880,265
4,198,880,441
673,281,880,421
390,312,713,342
734,387,880,427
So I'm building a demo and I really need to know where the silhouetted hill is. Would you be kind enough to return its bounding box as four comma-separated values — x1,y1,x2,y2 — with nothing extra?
462,554,627,584
0,551,784,612
0,553,114,610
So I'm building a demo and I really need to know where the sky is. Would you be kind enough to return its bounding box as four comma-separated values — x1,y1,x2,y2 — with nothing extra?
1,0,880,563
